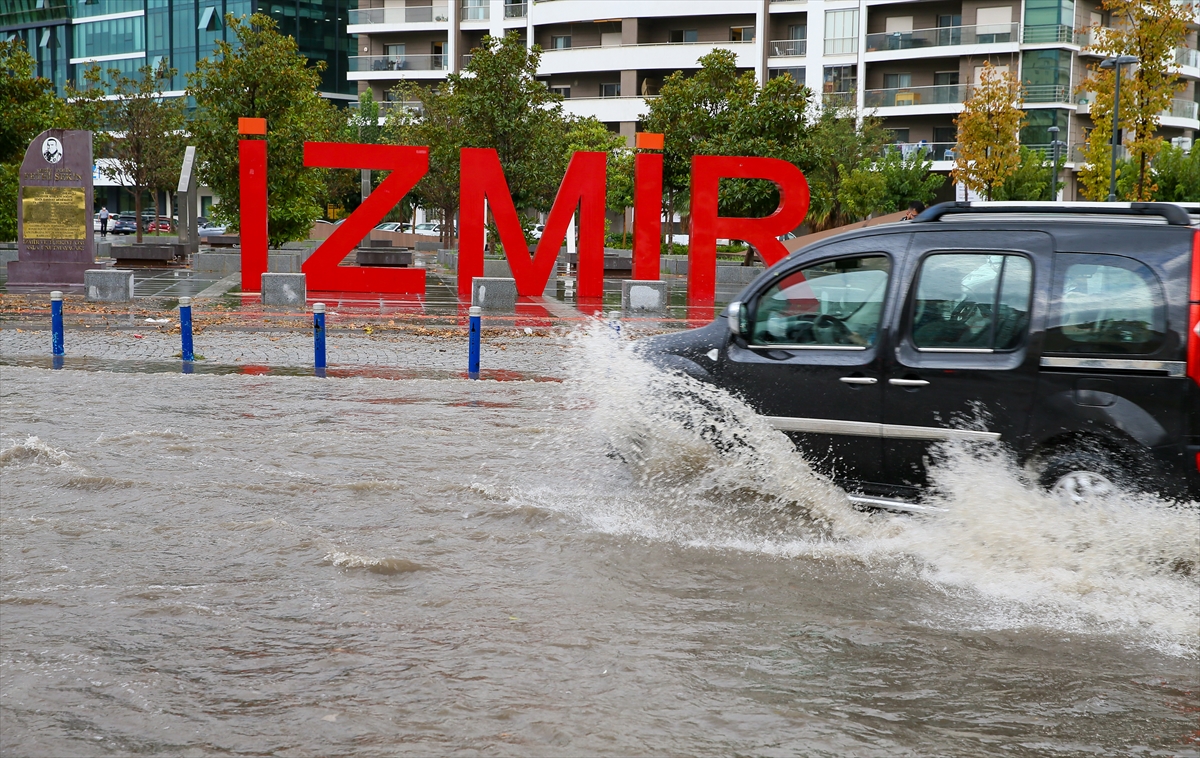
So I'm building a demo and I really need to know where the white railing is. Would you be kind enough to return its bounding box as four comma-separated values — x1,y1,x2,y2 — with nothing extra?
349,54,448,72
504,2,527,18
1175,47,1199,69
769,39,807,57
1165,98,1199,120
349,3,449,25
863,83,968,107
865,23,1019,51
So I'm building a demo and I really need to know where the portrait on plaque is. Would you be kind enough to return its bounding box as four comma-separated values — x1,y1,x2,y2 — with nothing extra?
7,129,95,289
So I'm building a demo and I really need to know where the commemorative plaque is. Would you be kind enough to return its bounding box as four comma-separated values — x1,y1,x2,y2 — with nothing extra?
7,130,95,289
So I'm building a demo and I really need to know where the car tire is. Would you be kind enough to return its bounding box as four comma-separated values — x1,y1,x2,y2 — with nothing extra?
1034,447,1128,503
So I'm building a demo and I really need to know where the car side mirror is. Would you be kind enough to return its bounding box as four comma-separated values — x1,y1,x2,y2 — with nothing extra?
726,301,747,336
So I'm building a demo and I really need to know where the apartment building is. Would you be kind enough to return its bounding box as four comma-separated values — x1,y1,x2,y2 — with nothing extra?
350,0,1199,198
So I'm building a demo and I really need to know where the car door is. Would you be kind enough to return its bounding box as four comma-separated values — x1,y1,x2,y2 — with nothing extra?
881,231,1049,492
720,239,903,493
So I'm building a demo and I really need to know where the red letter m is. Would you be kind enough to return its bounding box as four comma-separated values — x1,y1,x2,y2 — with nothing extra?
458,148,606,300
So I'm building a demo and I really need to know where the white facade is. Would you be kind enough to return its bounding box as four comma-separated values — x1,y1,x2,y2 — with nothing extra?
349,0,1200,195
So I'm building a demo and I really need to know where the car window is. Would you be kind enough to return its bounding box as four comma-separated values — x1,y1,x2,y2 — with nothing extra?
911,253,1032,351
1045,254,1165,354
749,255,890,348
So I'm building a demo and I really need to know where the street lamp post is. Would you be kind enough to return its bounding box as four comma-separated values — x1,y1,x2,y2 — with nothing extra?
1047,125,1067,201
1099,55,1138,202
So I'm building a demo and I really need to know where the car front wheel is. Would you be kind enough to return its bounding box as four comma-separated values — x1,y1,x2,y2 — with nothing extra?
1034,447,1127,503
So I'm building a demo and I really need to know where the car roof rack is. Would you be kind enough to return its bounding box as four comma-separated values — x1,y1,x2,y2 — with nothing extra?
914,201,1194,226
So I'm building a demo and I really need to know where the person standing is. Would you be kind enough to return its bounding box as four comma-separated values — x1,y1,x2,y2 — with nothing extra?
98,206,109,237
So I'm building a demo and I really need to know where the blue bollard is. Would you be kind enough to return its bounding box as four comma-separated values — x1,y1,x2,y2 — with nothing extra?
468,305,481,379
608,310,621,338
179,296,194,363
50,291,64,358
313,302,327,376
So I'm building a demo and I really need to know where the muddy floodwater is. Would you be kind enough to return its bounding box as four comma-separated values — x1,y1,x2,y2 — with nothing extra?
2,328,1198,757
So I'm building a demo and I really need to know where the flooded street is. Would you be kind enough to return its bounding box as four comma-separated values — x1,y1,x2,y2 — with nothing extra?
2,327,1198,757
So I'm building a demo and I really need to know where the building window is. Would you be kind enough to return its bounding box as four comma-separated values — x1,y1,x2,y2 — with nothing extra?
670,29,699,43
883,73,912,89
73,16,145,59
550,85,570,99
769,67,806,83
550,35,571,49
889,128,911,143
788,24,807,40
601,82,621,98
974,6,1014,43
730,26,755,42
823,64,856,93
824,9,858,55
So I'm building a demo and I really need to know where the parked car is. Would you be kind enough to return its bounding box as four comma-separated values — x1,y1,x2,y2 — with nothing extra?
146,216,175,233
414,222,448,236
110,215,138,235
530,223,546,240
198,222,226,237
641,201,1200,507
374,222,404,233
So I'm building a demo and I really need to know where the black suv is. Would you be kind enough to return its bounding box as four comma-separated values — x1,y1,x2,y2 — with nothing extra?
644,202,1200,508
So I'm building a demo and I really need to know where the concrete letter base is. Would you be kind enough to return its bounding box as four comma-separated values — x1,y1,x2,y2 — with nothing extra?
85,269,134,302
472,277,518,313
621,279,668,314
261,272,307,307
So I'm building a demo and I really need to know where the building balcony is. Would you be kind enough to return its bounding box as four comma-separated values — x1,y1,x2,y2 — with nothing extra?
349,3,449,25
347,2,449,33
822,91,856,107
1174,46,1200,78
864,23,1020,60
1162,97,1200,125
769,39,807,57
885,141,958,164
863,84,967,112
1022,24,1076,44
348,54,449,81
1023,84,1070,104
504,2,527,18
538,40,758,76
560,95,655,122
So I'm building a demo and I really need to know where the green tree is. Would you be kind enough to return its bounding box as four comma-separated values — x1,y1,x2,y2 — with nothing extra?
952,62,1025,201
1077,0,1190,200
992,146,1056,201
802,109,893,230
187,13,339,246
643,52,815,241
836,146,946,220
0,39,65,241
69,61,185,243
1150,143,1200,201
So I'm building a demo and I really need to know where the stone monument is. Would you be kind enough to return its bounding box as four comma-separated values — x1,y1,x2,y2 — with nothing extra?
7,130,95,289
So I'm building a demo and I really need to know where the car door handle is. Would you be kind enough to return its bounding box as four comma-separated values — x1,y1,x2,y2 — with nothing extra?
889,378,931,387
839,377,878,385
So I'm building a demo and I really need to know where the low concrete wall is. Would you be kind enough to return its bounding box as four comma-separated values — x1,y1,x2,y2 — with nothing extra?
194,252,241,275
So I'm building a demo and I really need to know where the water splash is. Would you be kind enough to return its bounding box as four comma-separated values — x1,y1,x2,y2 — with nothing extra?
0,436,74,468
559,321,1199,654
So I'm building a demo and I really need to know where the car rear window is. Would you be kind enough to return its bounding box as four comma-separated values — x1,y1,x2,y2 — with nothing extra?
1045,254,1165,355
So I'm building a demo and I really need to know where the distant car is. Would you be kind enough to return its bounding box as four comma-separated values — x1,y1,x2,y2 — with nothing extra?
198,222,226,237
146,216,175,233
374,222,403,233
530,223,545,240
413,222,443,236
110,215,137,235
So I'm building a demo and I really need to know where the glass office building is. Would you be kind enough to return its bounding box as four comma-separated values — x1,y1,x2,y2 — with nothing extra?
1,0,356,98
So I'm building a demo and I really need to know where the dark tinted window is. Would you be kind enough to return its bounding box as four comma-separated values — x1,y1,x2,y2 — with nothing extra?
1045,254,1165,354
750,255,890,348
911,254,1032,350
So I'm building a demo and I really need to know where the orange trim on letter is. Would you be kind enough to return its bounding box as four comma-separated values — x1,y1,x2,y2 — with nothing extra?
238,117,267,135
636,132,665,150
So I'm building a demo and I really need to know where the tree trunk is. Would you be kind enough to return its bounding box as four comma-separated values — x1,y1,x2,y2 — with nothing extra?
135,188,143,244
1137,150,1148,200
741,245,762,266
